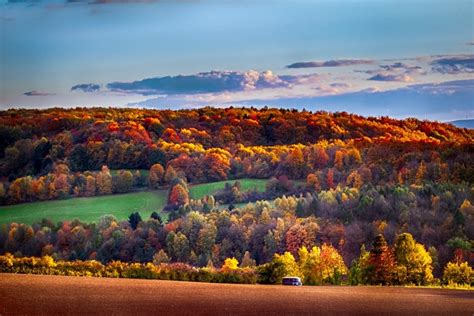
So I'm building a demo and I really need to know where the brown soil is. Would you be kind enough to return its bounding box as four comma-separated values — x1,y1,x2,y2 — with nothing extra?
0,273,472,315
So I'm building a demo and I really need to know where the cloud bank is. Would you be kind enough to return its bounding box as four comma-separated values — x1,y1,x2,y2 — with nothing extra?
217,79,474,121
106,70,318,95
431,55,474,74
286,59,373,69
368,73,414,82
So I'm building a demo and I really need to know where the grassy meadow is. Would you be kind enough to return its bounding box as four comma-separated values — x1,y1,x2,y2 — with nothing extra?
0,178,269,225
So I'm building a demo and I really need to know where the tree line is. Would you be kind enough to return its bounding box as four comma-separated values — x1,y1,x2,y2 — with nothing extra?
0,232,471,287
1,181,472,280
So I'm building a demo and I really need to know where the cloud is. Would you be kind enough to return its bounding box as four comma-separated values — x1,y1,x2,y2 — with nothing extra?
405,79,474,95
356,62,426,79
71,83,101,93
368,73,414,82
467,42,474,45
329,83,350,88
132,79,474,121
286,59,373,68
216,79,474,121
431,55,474,74
23,90,55,96
106,70,318,95
379,62,424,74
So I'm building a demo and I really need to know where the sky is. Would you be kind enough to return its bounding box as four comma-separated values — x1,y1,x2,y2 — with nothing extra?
0,0,473,121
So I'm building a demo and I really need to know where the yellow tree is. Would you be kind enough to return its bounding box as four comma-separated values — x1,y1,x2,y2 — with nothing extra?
222,257,239,271
394,233,433,285
274,252,302,279
299,245,347,285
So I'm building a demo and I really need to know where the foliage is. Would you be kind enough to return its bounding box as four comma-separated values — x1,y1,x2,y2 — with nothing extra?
222,257,239,271
299,244,347,285
394,233,433,285
0,253,257,284
442,261,473,286
1,107,472,206
361,235,397,285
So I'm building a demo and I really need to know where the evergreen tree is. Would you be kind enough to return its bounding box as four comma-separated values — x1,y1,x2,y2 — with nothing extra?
128,212,142,230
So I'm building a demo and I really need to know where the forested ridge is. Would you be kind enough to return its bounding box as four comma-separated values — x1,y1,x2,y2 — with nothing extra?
0,107,472,204
0,107,472,286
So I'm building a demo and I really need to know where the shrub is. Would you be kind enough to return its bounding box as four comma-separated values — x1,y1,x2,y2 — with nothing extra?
442,261,473,286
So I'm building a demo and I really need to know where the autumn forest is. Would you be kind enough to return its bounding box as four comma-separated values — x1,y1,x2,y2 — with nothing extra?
0,107,472,287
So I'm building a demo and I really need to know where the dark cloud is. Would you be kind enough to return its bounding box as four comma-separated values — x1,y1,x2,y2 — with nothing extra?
23,91,55,96
368,73,413,82
380,62,423,73
431,55,474,74
467,42,474,46
106,70,315,95
71,83,100,93
354,69,379,75
357,62,425,78
329,83,350,88
286,59,373,68
357,61,425,81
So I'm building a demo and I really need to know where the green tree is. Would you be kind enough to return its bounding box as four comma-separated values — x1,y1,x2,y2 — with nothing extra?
114,170,133,193
394,233,433,285
128,212,142,230
166,231,190,262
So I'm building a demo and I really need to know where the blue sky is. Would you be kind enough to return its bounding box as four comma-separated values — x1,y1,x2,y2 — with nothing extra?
0,0,473,121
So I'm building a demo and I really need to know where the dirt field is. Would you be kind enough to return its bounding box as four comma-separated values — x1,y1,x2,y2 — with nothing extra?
0,273,472,315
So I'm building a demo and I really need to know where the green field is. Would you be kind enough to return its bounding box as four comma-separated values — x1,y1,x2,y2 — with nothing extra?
0,178,269,225
0,191,167,225
188,179,268,199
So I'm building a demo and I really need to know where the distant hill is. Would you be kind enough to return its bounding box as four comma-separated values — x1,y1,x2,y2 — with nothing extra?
449,119,474,129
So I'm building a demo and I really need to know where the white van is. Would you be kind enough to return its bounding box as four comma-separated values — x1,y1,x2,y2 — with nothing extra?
282,276,302,286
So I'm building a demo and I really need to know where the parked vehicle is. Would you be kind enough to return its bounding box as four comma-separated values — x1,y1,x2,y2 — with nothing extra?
282,276,302,286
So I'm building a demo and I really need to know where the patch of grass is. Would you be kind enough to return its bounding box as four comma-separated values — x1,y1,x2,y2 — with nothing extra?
189,178,269,199
0,191,167,225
